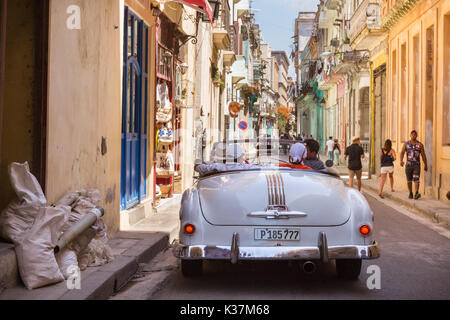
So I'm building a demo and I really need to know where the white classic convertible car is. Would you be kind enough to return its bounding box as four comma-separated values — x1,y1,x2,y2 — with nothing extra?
173,140,379,280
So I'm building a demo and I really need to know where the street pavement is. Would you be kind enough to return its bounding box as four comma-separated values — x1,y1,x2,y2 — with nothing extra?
112,190,450,300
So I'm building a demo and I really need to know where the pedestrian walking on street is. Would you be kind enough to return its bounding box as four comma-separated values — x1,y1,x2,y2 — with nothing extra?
379,139,396,199
400,130,428,200
344,136,365,191
333,139,341,165
326,136,334,161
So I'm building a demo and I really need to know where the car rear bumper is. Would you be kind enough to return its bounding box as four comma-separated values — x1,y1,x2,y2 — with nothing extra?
173,232,380,263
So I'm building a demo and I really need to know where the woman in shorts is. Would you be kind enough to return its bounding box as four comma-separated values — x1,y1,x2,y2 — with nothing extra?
379,139,396,198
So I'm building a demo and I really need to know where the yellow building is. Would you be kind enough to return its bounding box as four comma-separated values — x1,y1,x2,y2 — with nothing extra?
383,0,450,201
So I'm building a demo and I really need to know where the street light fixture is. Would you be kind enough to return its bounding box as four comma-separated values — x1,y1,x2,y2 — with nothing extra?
202,0,221,23
179,62,189,75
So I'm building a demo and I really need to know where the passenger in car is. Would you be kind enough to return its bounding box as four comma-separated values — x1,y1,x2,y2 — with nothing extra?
303,139,326,171
278,142,311,170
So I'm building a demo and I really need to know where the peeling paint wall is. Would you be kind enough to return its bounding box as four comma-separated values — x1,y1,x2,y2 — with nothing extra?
46,0,122,234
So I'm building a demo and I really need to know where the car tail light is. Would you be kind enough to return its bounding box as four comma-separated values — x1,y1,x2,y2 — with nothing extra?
184,224,195,235
360,225,371,236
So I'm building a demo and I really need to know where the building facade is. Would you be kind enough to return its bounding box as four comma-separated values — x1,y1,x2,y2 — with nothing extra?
0,0,245,236
382,0,450,200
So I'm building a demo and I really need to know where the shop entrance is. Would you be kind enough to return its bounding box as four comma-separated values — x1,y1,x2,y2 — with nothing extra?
0,0,48,210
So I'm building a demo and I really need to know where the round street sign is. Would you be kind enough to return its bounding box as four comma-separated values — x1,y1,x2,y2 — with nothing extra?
239,121,248,131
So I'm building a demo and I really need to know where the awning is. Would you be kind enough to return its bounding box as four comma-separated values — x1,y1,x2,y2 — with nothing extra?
169,0,213,23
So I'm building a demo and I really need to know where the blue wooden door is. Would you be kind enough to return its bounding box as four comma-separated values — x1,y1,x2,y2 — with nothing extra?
121,8,148,210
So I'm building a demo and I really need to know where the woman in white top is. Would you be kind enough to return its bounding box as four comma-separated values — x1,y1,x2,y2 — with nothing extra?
379,139,396,198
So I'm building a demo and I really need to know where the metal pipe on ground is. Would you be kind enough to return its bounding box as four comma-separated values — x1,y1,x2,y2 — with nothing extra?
54,207,104,254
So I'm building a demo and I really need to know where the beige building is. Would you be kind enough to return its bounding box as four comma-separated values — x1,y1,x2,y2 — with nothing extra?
0,0,236,236
272,51,290,107
382,0,450,201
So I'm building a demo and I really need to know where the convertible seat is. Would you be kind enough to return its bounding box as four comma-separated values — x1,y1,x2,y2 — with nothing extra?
278,163,312,170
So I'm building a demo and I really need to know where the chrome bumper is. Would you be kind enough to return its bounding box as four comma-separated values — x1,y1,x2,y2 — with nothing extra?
173,232,380,263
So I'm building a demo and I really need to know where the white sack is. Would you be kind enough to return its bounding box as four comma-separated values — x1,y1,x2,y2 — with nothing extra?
86,237,114,268
0,162,47,244
56,189,113,270
15,205,70,290
8,162,46,205
56,249,79,279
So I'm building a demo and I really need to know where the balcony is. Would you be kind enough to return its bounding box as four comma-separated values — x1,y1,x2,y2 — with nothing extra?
231,56,248,89
213,28,231,50
222,51,236,67
333,50,370,74
323,0,345,13
348,0,386,50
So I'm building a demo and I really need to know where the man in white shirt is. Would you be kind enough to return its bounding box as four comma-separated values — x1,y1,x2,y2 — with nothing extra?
326,136,334,161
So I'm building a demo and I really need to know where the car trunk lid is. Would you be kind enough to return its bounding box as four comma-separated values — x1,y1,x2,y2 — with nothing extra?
198,170,351,227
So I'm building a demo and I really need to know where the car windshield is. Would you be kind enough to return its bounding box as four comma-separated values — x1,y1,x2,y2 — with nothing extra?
205,138,297,165
195,138,338,178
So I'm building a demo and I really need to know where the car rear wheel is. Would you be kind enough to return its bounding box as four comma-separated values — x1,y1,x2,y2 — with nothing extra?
335,259,362,280
181,260,203,277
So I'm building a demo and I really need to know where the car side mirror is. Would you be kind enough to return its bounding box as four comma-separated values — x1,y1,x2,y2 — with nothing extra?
325,160,334,168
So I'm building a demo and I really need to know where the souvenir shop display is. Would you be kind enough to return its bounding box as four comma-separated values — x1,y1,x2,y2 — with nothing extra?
158,124,173,145
155,79,175,199
156,150,174,177
156,81,173,123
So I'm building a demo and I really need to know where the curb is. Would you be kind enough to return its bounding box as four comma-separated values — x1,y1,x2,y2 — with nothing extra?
59,232,169,300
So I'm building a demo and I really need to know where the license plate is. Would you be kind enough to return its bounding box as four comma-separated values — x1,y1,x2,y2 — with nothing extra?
254,228,300,241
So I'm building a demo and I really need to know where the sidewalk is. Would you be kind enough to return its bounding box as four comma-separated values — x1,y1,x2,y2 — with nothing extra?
124,194,181,244
0,231,169,300
333,165,450,230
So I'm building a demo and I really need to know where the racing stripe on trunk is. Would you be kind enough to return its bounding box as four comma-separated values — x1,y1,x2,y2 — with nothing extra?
265,172,286,207
271,173,280,205
265,174,272,205
275,172,286,206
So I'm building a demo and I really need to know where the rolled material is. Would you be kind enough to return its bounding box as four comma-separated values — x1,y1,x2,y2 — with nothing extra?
54,207,104,253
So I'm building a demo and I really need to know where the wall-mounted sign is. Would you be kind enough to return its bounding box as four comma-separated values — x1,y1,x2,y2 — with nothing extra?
229,101,241,118
239,121,248,131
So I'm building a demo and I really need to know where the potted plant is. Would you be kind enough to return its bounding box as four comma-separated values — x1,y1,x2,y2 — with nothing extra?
213,70,221,87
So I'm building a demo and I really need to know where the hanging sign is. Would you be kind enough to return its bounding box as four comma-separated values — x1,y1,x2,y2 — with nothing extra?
228,101,241,118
